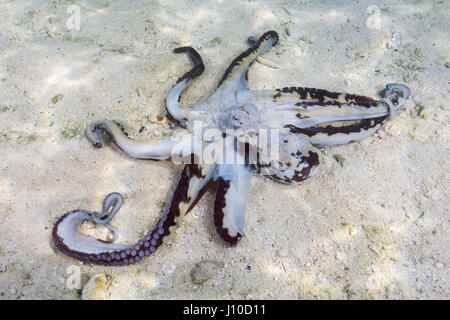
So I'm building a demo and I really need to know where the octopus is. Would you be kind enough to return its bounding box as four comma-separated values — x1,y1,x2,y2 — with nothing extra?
52,31,410,266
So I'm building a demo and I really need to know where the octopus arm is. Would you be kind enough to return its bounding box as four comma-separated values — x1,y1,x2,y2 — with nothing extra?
52,163,216,266
236,88,390,128
165,47,205,126
213,164,254,246
237,84,409,147
86,120,175,159
217,31,279,93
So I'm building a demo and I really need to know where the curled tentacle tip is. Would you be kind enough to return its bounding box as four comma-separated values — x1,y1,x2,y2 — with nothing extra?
248,31,279,48
89,192,123,227
101,192,124,221
106,192,124,198
247,36,257,46
380,83,410,119
85,124,103,148
261,30,279,46
386,83,410,100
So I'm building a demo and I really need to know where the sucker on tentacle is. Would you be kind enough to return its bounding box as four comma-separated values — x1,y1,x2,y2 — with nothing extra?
53,30,410,266
53,164,215,266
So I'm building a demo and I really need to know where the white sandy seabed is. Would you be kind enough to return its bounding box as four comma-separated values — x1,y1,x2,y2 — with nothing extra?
0,0,448,299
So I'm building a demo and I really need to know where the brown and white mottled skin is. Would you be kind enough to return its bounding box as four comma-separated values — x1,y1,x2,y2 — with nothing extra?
52,31,410,266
